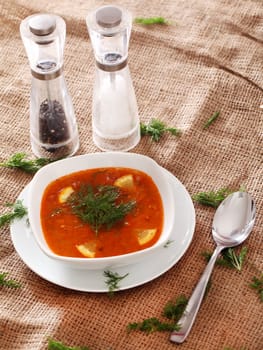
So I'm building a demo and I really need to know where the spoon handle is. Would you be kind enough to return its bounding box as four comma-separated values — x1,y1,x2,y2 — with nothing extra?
170,245,224,343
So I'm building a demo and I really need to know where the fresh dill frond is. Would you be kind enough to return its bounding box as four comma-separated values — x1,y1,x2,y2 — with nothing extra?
134,17,169,25
140,119,181,142
0,272,21,288
47,338,90,350
127,294,187,333
163,294,188,322
250,273,263,302
192,188,235,208
127,317,179,333
203,111,220,129
202,247,248,272
0,200,28,228
0,152,52,174
221,247,248,271
103,270,129,295
201,251,213,261
68,185,136,235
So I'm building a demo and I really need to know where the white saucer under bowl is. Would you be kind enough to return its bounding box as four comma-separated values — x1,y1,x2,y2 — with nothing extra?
10,168,195,292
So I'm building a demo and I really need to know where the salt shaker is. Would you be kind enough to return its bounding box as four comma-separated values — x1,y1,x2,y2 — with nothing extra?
20,14,79,159
86,5,140,151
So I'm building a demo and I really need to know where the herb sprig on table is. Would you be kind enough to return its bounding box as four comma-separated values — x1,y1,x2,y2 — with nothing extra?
0,152,52,174
48,338,90,350
134,17,169,25
127,294,188,333
250,273,263,302
0,200,28,228
163,294,188,322
140,119,181,142
67,185,136,235
203,111,220,129
128,317,178,333
202,247,248,272
0,272,21,288
192,187,239,208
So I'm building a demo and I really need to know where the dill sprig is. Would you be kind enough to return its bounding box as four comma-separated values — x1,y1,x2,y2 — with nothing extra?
127,294,188,333
68,185,136,235
0,152,52,174
0,200,28,228
134,17,169,25
250,273,263,302
103,270,129,295
127,317,179,333
47,338,90,350
221,247,248,271
140,119,181,142
202,246,248,271
203,111,220,129
163,294,188,322
0,272,21,288
192,188,235,208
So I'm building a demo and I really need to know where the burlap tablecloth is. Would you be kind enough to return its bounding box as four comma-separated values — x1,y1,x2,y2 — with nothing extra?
0,0,262,349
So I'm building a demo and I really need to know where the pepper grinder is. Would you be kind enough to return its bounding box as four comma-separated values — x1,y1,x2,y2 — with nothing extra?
20,14,79,159
86,5,140,151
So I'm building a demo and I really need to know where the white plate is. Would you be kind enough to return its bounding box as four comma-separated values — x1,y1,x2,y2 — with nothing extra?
10,168,195,292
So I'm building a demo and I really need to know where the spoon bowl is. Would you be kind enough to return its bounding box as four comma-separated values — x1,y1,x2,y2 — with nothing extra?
170,191,256,344
212,191,256,247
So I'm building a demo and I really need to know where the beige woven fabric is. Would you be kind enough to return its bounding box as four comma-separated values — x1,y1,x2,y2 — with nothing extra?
0,0,262,349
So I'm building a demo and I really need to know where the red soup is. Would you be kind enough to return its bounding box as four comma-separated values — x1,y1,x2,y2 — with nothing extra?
40,167,164,258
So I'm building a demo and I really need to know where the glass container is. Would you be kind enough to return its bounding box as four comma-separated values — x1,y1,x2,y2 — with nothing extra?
86,5,140,151
20,13,79,159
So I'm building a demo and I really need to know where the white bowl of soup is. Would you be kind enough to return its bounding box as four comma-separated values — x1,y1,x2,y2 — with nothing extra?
28,152,175,270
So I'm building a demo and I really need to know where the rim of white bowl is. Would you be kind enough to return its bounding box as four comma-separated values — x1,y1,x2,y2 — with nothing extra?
27,152,175,263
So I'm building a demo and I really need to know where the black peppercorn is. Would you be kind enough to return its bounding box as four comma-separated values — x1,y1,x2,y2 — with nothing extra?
39,99,70,154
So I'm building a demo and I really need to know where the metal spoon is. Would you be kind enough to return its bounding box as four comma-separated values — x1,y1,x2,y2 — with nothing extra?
170,191,256,344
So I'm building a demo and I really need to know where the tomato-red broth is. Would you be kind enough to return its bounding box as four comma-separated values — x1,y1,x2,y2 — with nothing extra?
40,167,164,258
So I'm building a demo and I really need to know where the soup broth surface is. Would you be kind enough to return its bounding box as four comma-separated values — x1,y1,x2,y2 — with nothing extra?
41,167,164,258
